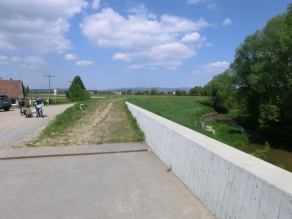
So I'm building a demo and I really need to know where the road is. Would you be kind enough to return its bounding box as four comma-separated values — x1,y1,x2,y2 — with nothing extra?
0,104,74,150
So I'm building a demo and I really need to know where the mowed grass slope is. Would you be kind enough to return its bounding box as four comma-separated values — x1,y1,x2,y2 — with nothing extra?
127,96,248,148
127,96,218,139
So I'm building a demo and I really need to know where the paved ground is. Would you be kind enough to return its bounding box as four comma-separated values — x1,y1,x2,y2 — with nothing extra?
0,143,214,219
0,104,74,150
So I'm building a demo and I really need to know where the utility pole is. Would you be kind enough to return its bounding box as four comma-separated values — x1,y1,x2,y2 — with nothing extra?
45,75,54,99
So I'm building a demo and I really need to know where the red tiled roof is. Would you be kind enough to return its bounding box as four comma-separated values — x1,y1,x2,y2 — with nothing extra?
0,80,22,99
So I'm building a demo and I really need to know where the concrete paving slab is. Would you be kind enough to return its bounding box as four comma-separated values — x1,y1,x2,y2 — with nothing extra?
0,143,149,158
0,143,214,219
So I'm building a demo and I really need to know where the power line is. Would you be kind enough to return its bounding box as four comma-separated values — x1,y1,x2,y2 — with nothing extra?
45,75,54,99
0,50,47,75
0,50,67,88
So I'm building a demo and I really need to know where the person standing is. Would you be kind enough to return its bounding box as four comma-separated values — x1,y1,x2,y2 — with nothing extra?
35,97,43,118
19,98,25,116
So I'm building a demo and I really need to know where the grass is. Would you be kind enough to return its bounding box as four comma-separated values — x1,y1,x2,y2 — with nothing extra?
126,96,223,140
29,99,97,146
27,95,247,148
126,96,249,148
205,121,249,148
28,96,144,147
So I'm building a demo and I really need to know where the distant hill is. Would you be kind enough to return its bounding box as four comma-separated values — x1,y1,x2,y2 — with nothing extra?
100,87,192,92
30,87,192,92
30,88,68,92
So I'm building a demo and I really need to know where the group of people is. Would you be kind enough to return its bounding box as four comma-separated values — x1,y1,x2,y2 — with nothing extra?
19,97,43,118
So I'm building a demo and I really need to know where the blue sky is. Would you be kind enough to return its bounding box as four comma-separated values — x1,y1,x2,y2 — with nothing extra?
0,0,290,90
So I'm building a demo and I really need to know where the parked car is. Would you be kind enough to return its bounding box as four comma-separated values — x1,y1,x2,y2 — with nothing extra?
0,95,12,111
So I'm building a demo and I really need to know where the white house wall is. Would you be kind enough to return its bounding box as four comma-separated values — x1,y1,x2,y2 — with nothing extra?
126,102,292,219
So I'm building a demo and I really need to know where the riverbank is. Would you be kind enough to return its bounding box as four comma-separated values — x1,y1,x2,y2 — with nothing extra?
200,113,292,173
228,111,292,150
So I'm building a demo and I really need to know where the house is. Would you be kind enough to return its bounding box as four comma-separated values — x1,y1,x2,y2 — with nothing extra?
112,91,121,95
0,78,25,106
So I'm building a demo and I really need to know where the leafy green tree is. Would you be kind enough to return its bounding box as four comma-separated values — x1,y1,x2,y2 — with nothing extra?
25,86,30,95
121,91,126,95
175,90,182,96
181,91,187,96
230,4,292,128
150,88,158,95
189,88,197,96
93,90,99,94
144,90,149,95
72,75,86,90
207,70,236,113
136,91,141,95
66,81,91,101
127,89,132,95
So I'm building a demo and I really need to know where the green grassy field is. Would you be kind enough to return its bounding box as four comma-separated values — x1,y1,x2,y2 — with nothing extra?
28,95,248,148
126,96,249,148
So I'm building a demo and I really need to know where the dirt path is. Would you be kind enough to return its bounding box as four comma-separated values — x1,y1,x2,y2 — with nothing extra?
33,98,141,147
0,104,74,150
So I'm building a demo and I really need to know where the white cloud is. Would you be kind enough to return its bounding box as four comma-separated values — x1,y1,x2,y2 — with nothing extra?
65,54,78,60
149,67,158,70
0,0,88,53
76,60,93,65
200,61,230,73
181,32,205,44
167,67,177,71
0,56,8,64
11,57,22,62
24,56,47,65
148,13,157,20
206,43,212,47
80,6,210,68
123,69,131,72
112,43,196,66
125,64,145,69
92,0,100,9
187,0,206,4
0,72,8,75
222,18,232,26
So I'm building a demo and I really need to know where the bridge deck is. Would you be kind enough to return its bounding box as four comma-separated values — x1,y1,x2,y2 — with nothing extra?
0,143,214,219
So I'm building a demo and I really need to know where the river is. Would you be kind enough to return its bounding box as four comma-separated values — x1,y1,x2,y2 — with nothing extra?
200,114,292,173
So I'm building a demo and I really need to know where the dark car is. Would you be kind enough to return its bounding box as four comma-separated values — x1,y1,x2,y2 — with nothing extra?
0,95,12,111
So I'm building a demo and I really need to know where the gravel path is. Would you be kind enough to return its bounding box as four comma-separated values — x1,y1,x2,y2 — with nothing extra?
0,104,74,150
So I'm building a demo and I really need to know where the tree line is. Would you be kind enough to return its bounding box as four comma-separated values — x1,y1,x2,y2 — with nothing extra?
206,3,292,143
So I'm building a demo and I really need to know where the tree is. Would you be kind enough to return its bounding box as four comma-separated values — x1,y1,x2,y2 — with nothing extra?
72,75,86,90
181,91,187,96
25,86,30,95
207,69,237,113
230,4,292,127
150,88,158,95
175,90,182,96
127,89,132,95
144,90,149,95
121,91,126,95
66,76,90,101
93,90,99,94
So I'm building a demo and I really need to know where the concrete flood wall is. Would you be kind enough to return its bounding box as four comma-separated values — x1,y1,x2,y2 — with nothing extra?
126,102,292,219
